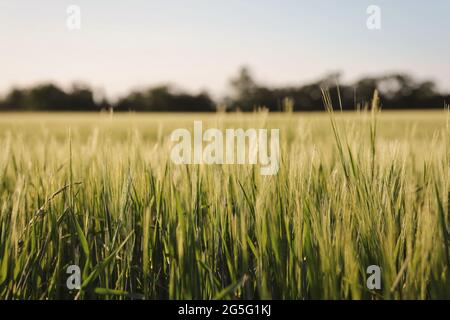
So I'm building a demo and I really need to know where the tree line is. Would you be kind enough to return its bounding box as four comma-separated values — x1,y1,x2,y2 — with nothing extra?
0,67,448,112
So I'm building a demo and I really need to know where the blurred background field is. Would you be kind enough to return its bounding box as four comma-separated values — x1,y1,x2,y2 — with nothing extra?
0,110,445,141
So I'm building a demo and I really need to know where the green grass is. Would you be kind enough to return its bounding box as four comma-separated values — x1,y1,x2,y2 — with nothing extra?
0,106,448,299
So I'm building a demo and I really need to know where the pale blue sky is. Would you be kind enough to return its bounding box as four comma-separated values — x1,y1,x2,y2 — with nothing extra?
0,0,449,98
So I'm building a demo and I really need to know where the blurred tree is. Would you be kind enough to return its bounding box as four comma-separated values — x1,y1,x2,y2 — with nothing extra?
229,66,259,111
0,69,448,112
115,85,215,112
0,88,28,110
0,84,101,111
28,84,68,110
225,67,448,111
68,84,98,111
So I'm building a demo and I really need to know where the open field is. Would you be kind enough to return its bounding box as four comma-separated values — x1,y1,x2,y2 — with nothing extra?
0,109,449,299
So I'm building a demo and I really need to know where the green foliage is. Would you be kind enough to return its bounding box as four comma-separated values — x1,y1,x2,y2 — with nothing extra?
0,106,448,299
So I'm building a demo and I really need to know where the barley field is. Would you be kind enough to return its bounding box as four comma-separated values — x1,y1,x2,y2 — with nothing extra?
0,106,449,299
